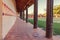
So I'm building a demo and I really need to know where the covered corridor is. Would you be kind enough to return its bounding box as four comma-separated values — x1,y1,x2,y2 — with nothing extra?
2,0,60,40
3,17,60,40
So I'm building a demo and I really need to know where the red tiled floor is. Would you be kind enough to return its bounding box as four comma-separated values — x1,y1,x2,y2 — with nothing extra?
3,17,60,40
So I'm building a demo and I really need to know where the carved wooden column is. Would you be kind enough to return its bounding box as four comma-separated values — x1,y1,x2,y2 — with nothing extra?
22,10,25,20
20,10,23,19
26,6,28,23
46,0,53,38
34,0,38,29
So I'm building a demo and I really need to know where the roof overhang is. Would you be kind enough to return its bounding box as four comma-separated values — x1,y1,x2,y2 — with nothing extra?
15,0,34,12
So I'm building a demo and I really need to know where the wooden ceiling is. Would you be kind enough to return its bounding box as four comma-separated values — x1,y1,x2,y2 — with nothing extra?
15,0,34,12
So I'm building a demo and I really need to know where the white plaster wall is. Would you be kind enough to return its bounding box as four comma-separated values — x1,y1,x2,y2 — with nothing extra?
2,16,16,38
2,0,17,39
3,0,16,13
0,0,2,39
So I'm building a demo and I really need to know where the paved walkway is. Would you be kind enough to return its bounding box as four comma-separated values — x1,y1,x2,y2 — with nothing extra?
3,17,60,40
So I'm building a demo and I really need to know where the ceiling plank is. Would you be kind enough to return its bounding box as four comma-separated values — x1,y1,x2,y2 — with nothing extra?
15,0,34,12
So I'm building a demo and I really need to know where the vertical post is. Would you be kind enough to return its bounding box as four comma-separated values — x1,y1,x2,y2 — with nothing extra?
20,10,23,19
26,6,28,23
23,10,25,20
46,0,53,38
34,0,38,29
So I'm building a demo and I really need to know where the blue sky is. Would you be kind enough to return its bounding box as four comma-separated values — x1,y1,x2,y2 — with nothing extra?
28,0,60,14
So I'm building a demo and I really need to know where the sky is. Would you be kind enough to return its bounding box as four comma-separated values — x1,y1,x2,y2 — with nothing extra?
27,0,60,14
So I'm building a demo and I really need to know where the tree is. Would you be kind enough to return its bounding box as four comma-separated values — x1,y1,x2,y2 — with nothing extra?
57,10,60,14
53,5,60,14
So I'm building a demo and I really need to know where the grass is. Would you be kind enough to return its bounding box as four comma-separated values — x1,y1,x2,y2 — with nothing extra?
28,18,60,35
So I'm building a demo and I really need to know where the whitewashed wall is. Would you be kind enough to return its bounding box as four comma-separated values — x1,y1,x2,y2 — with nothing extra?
2,0,17,39
3,0,17,16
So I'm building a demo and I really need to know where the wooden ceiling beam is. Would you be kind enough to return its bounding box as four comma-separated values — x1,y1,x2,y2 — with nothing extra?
24,0,32,9
15,0,34,12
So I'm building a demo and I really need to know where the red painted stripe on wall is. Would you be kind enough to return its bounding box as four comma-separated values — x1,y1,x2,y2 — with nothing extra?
3,2,16,14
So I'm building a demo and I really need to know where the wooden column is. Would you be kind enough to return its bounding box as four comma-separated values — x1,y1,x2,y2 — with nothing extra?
46,0,53,38
22,10,25,20
26,6,28,23
34,0,38,29
20,10,23,19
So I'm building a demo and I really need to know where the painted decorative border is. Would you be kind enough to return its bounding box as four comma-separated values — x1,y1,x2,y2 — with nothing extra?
3,2,16,15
